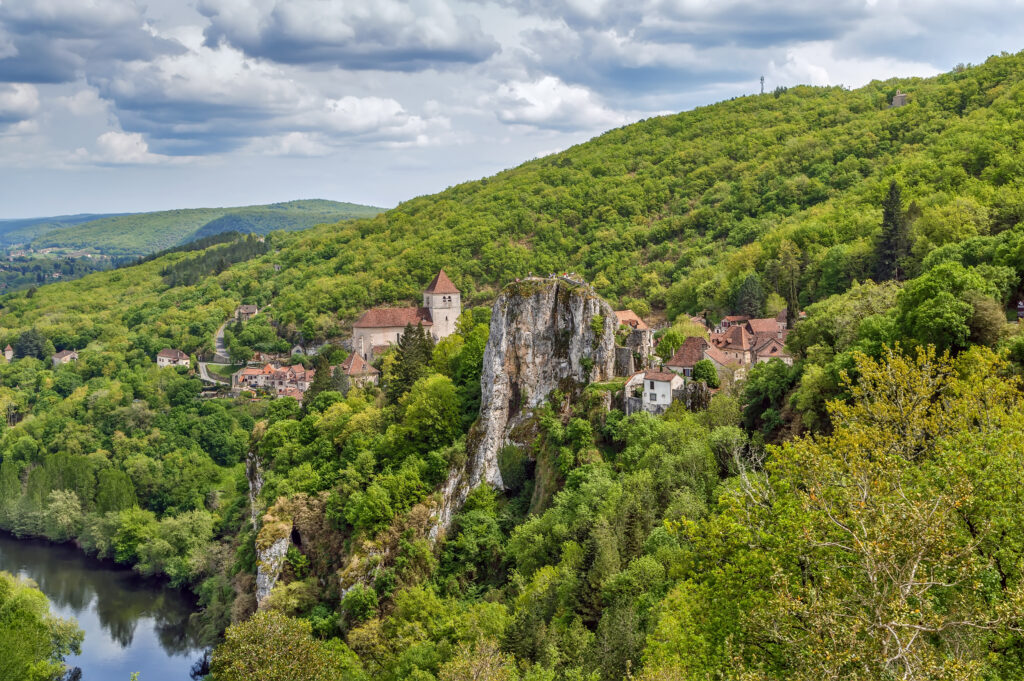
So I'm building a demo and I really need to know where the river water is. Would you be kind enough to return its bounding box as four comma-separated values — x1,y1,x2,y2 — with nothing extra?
0,532,208,681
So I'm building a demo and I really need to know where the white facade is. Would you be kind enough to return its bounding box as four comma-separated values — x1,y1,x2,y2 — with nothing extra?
643,375,683,407
423,291,460,340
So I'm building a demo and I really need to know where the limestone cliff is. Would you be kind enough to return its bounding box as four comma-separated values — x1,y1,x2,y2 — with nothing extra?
434,277,617,533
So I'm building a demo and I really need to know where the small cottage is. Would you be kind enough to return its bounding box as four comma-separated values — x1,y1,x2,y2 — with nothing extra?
157,348,190,368
51,350,78,368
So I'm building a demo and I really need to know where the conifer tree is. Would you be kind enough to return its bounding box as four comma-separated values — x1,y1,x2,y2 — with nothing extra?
734,274,765,318
303,355,333,405
390,323,435,401
875,181,910,282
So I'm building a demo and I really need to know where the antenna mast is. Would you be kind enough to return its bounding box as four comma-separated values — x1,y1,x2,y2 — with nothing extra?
760,75,765,94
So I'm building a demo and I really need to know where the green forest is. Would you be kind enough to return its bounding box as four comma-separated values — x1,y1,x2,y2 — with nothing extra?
3,51,1024,680
19,199,385,257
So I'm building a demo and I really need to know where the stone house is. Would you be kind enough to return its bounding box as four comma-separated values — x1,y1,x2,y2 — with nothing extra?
3,345,11,362
156,348,190,368
339,352,380,386
51,350,78,368
235,304,259,322
352,269,461,360
233,363,317,395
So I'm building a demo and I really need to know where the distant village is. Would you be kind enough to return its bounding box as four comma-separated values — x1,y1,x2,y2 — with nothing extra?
32,268,799,410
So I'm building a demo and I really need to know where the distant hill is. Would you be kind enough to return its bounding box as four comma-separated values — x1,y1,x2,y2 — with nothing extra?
20,199,384,256
0,212,131,247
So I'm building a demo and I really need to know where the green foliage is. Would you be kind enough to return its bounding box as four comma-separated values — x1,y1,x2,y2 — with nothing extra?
0,571,83,681
211,609,365,681
691,359,720,388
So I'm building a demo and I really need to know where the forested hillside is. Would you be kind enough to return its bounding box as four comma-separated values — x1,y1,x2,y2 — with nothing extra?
21,199,384,256
2,51,1024,681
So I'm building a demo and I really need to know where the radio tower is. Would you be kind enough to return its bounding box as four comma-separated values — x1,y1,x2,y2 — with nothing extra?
760,75,765,94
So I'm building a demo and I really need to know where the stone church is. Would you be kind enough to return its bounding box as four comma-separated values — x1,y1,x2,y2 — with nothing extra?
352,269,461,359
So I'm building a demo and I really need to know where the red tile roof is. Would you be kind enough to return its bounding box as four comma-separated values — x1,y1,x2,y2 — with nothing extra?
354,306,433,328
644,370,678,382
723,315,750,323
720,324,754,351
157,348,189,360
703,345,733,367
667,336,708,368
746,318,779,335
615,309,649,330
340,353,379,376
424,269,460,294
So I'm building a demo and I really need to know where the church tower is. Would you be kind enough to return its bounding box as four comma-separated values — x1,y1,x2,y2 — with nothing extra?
423,269,461,340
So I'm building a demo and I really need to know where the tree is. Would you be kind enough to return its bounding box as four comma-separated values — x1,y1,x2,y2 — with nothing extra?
303,355,333,405
0,571,83,681
691,359,720,388
875,181,910,282
13,329,48,360
733,274,765,318
211,610,364,681
389,323,435,400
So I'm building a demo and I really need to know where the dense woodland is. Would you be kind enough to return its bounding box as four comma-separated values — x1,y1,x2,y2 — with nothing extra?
4,52,1024,680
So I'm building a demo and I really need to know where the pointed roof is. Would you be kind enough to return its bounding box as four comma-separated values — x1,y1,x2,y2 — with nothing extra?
424,269,459,294
4,345,11,351
615,310,649,330
340,352,379,376
667,336,709,369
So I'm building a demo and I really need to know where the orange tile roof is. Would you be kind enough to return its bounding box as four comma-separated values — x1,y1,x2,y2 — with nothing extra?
424,269,460,294
644,370,678,382
615,309,649,330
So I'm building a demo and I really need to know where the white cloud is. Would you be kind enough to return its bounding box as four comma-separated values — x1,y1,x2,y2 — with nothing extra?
490,76,630,130
56,88,108,116
0,83,39,122
91,130,164,164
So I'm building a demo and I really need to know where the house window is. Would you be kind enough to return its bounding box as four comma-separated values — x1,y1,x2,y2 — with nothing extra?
649,381,654,389
648,392,656,402
683,368,692,377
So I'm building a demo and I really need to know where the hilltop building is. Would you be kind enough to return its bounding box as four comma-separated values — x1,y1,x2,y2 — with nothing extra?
157,348,190,368
352,269,461,360
890,90,908,108
3,345,11,362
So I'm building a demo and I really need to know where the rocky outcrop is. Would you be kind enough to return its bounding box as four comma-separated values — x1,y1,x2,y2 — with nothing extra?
433,277,617,534
254,500,292,608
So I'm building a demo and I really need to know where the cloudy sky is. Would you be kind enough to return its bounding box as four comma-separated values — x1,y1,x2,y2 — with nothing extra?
0,0,1020,218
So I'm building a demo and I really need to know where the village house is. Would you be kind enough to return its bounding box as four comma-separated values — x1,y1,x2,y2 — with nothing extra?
3,345,12,362
339,352,380,386
666,336,737,383
614,309,649,331
233,363,317,395
156,348,190,368
51,350,78,368
624,369,684,416
753,336,793,365
235,304,259,322
352,269,461,360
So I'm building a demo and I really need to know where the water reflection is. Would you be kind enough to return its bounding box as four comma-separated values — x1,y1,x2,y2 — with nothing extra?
0,532,209,681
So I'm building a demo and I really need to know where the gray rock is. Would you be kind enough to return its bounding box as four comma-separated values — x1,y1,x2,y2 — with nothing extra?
433,278,617,535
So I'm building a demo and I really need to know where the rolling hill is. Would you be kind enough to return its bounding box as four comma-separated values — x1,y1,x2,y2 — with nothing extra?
13,199,384,256
2,51,1024,681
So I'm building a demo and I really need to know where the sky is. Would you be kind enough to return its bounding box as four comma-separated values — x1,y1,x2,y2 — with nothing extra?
0,0,1021,218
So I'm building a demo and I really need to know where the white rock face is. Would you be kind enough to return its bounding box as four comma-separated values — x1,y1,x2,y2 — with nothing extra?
255,534,290,607
433,278,617,534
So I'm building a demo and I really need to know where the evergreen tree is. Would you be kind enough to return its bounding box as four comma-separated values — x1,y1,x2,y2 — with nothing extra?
875,181,910,282
303,355,333,405
13,329,48,359
331,368,351,396
733,274,765,317
390,323,435,401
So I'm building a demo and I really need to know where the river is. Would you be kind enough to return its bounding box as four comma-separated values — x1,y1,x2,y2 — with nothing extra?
0,532,209,681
